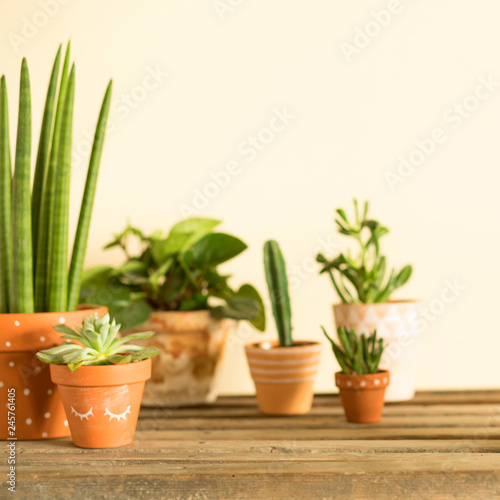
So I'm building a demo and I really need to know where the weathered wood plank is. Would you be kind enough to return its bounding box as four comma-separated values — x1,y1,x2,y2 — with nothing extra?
138,403,500,419
133,414,500,432
14,457,500,500
19,439,500,454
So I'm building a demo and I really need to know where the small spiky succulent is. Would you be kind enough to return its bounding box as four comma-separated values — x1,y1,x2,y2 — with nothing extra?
321,325,385,375
37,313,159,371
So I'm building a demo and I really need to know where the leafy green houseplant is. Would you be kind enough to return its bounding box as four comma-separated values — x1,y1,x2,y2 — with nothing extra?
322,325,389,423
0,42,112,441
79,218,266,407
316,199,419,403
38,314,157,449
244,240,322,416
80,218,265,330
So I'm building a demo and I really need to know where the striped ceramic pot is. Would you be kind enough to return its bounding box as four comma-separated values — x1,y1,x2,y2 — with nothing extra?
333,301,420,402
245,341,322,415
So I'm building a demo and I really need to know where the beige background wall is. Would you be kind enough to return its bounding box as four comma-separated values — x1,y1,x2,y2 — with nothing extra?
1,0,499,394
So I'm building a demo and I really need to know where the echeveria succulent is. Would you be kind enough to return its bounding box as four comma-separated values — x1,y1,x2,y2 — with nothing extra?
36,313,159,371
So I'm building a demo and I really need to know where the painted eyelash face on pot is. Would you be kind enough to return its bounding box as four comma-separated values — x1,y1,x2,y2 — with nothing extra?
70,405,132,422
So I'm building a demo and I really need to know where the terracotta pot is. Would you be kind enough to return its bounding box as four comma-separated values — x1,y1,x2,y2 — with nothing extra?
245,341,322,415
335,370,390,423
0,305,107,440
333,301,419,402
50,358,151,448
124,310,236,407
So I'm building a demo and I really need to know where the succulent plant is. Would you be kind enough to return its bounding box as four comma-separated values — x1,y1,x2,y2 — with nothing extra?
36,313,159,372
0,42,112,314
80,218,266,331
316,199,412,304
263,240,292,347
321,325,385,375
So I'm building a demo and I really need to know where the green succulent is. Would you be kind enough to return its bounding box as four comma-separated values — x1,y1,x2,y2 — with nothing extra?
316,199,412,303
321,325,385,375
36,313,159,372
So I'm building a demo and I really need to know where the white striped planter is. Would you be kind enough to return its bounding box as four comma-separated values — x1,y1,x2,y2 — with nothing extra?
245,341,322,415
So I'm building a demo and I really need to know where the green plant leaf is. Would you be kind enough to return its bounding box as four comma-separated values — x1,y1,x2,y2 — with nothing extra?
192,233,247,266
236,283,266,331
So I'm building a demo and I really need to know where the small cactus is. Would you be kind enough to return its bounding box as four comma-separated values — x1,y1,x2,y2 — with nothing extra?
263,240,292,347
321,325,385,375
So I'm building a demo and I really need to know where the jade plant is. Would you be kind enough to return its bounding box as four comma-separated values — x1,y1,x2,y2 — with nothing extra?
36,313,159,372
79,219,266,330
263,240,292,347
321,325,385,375
0,42,112,314
316,199,412,303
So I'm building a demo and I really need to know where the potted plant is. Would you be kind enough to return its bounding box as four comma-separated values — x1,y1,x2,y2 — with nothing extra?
0,42,112,439
36,313,159,448
316,200,418,402
79,219,266,407
245,240,322,415
321,325,389,423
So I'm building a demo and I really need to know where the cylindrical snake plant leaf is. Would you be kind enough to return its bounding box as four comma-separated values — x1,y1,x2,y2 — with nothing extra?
31,44,61,268
12,59,34,313
35,42,70,312
67,80,112,311
263,240,292,347
47,64,75,312
0,76,13,313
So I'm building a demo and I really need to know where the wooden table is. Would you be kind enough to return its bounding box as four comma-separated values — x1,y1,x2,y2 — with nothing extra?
8,391,500,499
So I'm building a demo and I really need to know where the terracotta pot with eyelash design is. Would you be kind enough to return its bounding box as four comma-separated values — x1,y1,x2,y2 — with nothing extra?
50,358,152,449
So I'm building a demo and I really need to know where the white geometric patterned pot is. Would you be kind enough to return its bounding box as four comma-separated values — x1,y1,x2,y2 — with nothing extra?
333,301,420,402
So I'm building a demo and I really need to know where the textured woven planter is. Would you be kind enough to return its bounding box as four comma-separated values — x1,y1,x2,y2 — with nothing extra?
335,370,390,423
51,358,151,448
245,341,322,415
0,305,107,440
333,301,419,401
125,310,236,407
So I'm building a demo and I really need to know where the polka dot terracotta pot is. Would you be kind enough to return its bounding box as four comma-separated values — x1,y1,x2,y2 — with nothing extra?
335,371,390,423
50,358,151,449
245,341,322,415
0,305,107,440
333,302,419,402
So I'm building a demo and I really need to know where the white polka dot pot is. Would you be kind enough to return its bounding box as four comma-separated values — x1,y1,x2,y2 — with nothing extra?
333,301,420,402
0,305,107,440
245,341,322,415
335,370,390,423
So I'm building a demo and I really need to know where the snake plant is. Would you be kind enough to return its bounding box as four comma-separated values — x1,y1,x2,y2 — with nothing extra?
0,42,112,314
263,240,292,347
316,199,412,304
36,313,159,372
321,326,385,375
